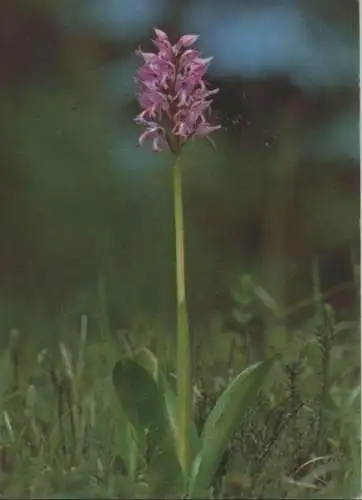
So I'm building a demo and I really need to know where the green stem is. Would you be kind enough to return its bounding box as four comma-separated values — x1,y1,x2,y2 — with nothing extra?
173,155,191,479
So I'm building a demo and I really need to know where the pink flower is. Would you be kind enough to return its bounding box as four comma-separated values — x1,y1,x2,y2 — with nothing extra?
135,28,220,153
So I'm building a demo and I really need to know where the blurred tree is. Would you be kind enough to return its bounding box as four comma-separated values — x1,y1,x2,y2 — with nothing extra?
0,0,358,335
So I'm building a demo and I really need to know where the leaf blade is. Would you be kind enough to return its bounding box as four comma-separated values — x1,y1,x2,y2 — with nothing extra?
189,359,273,497
134,347,201,472
112,358,183,496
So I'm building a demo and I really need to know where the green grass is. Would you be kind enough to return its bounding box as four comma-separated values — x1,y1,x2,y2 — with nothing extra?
0,299,360,499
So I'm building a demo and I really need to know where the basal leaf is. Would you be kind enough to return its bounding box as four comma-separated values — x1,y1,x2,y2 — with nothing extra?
112,358,183,495
189,359,273,497
134,348,201,473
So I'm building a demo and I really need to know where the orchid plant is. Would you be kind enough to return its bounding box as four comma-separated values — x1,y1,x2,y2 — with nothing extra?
112,28,272,498
136,26,220,479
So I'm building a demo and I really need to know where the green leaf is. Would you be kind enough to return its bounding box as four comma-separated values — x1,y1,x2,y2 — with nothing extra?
134,347,201,471
112,358,183,496
189,359,273,498
160,370,201,463
133,347,159,382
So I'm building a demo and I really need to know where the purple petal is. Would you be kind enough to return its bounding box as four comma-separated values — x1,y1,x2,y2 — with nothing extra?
139,124,165,142
152,34,173,56
172,121,189,137
199,56,213,66
134,114,150,126
139,129,153,146
193,123,221,138
176,34,199,50
154,28,168,40
152,134,167,152
137,120,167,152
179,49,200,67
136,49,156,64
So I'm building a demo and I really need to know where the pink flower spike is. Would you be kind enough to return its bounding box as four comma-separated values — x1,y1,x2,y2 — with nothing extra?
135,29,220,153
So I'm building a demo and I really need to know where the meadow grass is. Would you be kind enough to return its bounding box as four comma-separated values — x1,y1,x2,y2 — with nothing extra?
0,294,360,499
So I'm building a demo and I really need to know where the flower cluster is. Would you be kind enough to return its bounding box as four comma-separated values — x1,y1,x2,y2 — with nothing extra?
135,28,220,153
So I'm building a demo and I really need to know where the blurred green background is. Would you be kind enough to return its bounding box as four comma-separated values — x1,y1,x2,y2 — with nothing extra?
0,0,359,345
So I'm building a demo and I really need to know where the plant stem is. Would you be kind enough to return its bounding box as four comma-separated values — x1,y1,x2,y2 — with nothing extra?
173,155,191,478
